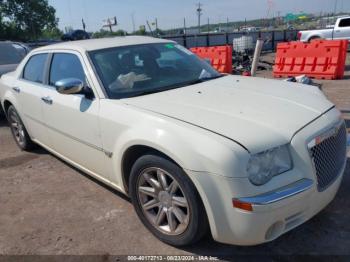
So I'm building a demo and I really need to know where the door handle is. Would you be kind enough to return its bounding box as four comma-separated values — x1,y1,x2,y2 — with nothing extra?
12,87,20,93
41,96,53,105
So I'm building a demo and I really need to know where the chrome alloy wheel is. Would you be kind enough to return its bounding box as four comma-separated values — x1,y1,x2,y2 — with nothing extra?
8,110,25,146
137,167,190,235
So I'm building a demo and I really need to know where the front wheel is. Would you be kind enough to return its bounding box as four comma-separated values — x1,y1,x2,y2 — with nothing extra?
129,154,208,246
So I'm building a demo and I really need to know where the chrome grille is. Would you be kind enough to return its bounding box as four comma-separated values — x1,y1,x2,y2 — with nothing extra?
310,123,347,191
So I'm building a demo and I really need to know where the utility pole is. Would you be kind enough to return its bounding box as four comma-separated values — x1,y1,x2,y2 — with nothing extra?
207,17,210,33
131,13,136,33
146,20,154,36
333,0,338,23
155,18,158,31
226,17,229,32
183,18,186,35
82,18,86,31
196,2,203,34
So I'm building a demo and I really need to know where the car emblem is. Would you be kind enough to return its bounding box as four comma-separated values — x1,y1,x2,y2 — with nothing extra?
309,122,343,148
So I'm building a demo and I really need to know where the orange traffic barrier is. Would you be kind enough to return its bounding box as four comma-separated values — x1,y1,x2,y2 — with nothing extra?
273,40,348,80
190,45,233,74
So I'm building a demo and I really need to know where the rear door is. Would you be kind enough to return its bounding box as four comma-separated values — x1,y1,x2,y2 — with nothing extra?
41,51,107,176
334,18,350,40
13,53,50,145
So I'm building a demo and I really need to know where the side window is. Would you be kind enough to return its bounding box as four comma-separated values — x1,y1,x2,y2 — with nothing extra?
23,54,48,83
49,53,86,86
339,18,350,27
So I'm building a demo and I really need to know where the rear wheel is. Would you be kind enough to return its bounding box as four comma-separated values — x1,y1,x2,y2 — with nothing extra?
129,154,208,246
7,105,35,151
309,36,321,42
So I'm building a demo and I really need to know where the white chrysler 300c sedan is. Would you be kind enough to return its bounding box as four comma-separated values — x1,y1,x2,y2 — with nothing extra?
0,36,347,246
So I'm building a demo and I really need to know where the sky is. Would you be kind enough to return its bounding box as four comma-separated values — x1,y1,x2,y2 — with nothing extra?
48,0,350,33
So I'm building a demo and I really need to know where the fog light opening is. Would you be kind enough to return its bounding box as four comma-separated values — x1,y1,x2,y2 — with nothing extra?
265,221,284,241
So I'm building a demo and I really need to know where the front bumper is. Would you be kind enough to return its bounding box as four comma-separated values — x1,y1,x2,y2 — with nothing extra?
234,178,313,205
188,167,344,246
186,107,346,246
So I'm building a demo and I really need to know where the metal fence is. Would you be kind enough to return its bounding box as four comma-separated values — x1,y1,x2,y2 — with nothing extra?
25,30,299,52
163,30,299,52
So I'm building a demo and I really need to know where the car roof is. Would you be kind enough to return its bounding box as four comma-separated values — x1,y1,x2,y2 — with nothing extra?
34,36,174,52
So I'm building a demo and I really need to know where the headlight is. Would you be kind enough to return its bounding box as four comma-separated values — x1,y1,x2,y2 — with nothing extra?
247,144,292,186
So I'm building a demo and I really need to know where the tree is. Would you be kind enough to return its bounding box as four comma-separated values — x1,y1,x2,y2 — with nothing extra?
41,27,63,40
1,0,58,40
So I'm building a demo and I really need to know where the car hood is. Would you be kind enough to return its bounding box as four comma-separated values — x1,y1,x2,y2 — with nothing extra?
0,64,17,77
122,75,334,153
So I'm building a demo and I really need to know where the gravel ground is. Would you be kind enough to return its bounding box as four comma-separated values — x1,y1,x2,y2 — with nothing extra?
0,53,350,258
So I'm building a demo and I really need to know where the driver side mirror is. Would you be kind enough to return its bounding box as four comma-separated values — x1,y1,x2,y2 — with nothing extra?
55,78,84,95
55,78,94,99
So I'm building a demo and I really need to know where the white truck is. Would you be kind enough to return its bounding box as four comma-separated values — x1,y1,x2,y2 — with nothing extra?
298,16,350,42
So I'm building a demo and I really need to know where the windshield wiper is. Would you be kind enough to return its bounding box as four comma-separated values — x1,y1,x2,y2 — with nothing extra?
198,74,224,82
133,89,166,97
170,74,224,87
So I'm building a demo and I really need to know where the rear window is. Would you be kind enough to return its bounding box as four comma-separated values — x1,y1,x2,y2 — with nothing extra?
23,54,48,83
0,43,25,65
339,18,350,27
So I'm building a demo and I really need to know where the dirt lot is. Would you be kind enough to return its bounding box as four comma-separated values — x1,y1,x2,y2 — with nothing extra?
1,53,350,258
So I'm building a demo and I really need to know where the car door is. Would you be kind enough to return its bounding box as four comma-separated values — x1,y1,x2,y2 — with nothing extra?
334,18,350,40
13,53,50,146
41,51,107,176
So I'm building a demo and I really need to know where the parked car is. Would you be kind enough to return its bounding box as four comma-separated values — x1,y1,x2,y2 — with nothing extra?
0,36,347,246
61,30,90,41
0,41,30,116
298,16,350,42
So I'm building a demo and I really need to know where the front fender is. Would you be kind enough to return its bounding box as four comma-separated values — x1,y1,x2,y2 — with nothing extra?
99,101,250,185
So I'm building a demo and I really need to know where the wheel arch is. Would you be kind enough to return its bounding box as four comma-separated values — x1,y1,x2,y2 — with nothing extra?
121,144,182,194
308,35,322,42
3,99,13,115
121,143,212,242
2,89,22,116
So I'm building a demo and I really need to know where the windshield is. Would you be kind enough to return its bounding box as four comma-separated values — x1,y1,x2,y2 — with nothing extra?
0,43,26,65
89,43,221,99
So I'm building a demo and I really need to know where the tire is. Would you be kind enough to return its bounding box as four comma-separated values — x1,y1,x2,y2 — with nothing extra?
0,106,4,118
129,154,209,246
7,105,36,151
309,36,321,42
